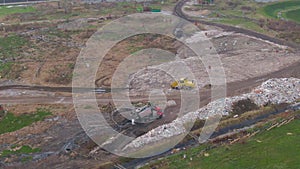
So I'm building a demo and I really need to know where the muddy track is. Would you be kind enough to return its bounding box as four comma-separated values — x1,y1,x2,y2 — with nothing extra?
173,0,300,50
0,59,299,105
0,85,128,93
0,85,97,93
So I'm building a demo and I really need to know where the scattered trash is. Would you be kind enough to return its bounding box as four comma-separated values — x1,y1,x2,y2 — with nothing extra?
45,116,60,122
171,148,180,154
167,100,177,107
32,152,56,161
62,140,79,153
124,78,300,150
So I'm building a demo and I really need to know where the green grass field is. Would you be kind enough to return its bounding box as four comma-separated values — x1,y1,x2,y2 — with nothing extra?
215,18,268,34
262,1,300,19
0,5,36,17
143,118,300,169
0,108,52,134
285,8,300,23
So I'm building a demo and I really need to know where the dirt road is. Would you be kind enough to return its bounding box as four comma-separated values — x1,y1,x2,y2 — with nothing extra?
173,0,300,50
0,59,299,105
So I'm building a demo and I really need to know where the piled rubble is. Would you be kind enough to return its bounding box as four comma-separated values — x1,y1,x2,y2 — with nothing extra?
124,78,300,150
124,120,187,149
248,78,300,106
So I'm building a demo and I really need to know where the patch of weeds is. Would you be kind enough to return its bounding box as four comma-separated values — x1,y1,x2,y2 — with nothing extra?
231,99,259,115
46,64,74,84
0,145,40,158
0,35,28,60
68,63,75,69
191,119,206,130
0,62,12,77
0,62,27,79
0,108,52,134
21,155,33,162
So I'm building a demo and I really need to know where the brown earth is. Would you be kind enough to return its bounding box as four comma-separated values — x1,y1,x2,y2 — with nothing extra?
0,1,299,168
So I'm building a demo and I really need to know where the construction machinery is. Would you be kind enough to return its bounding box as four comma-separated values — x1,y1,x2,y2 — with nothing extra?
131,103,163,123
171,78,196,90
112,102,163,127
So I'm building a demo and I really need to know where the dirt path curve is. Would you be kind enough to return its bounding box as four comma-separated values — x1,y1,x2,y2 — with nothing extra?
173,0,300,50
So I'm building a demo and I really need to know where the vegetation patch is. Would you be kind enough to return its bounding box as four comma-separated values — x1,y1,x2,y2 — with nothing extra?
231,99,259,115
0,62,12,77
285,8,300,23
262,1,300,18
0,145,41,158
46,63,74,85
0,35,28,60
0,108,52,134
143,118,300,169
0,62,27,79
0,5,36,17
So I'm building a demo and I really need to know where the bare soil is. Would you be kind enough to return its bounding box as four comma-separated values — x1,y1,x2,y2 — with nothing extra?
0,1,299,168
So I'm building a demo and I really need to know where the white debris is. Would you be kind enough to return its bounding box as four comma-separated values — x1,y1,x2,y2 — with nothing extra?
167,100,177,107
124,78,300,150
123,121,186,149
249,78,300,106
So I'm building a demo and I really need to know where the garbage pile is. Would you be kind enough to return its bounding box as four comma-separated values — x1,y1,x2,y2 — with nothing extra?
248,78,300,106
123,120,186,149
124,78,300,150
196,77,299,120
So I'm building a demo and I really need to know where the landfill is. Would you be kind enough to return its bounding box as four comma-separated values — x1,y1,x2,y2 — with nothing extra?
124,78,300,150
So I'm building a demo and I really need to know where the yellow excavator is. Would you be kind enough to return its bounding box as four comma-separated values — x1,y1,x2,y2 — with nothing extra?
170,78,196,90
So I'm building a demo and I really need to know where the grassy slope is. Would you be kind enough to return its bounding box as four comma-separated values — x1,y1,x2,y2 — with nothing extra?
201,0,272,35
216,18,268,34
201,0,300,36
0,6,36,17
285,8,300,23
262,1,300,18
143,118,300,169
